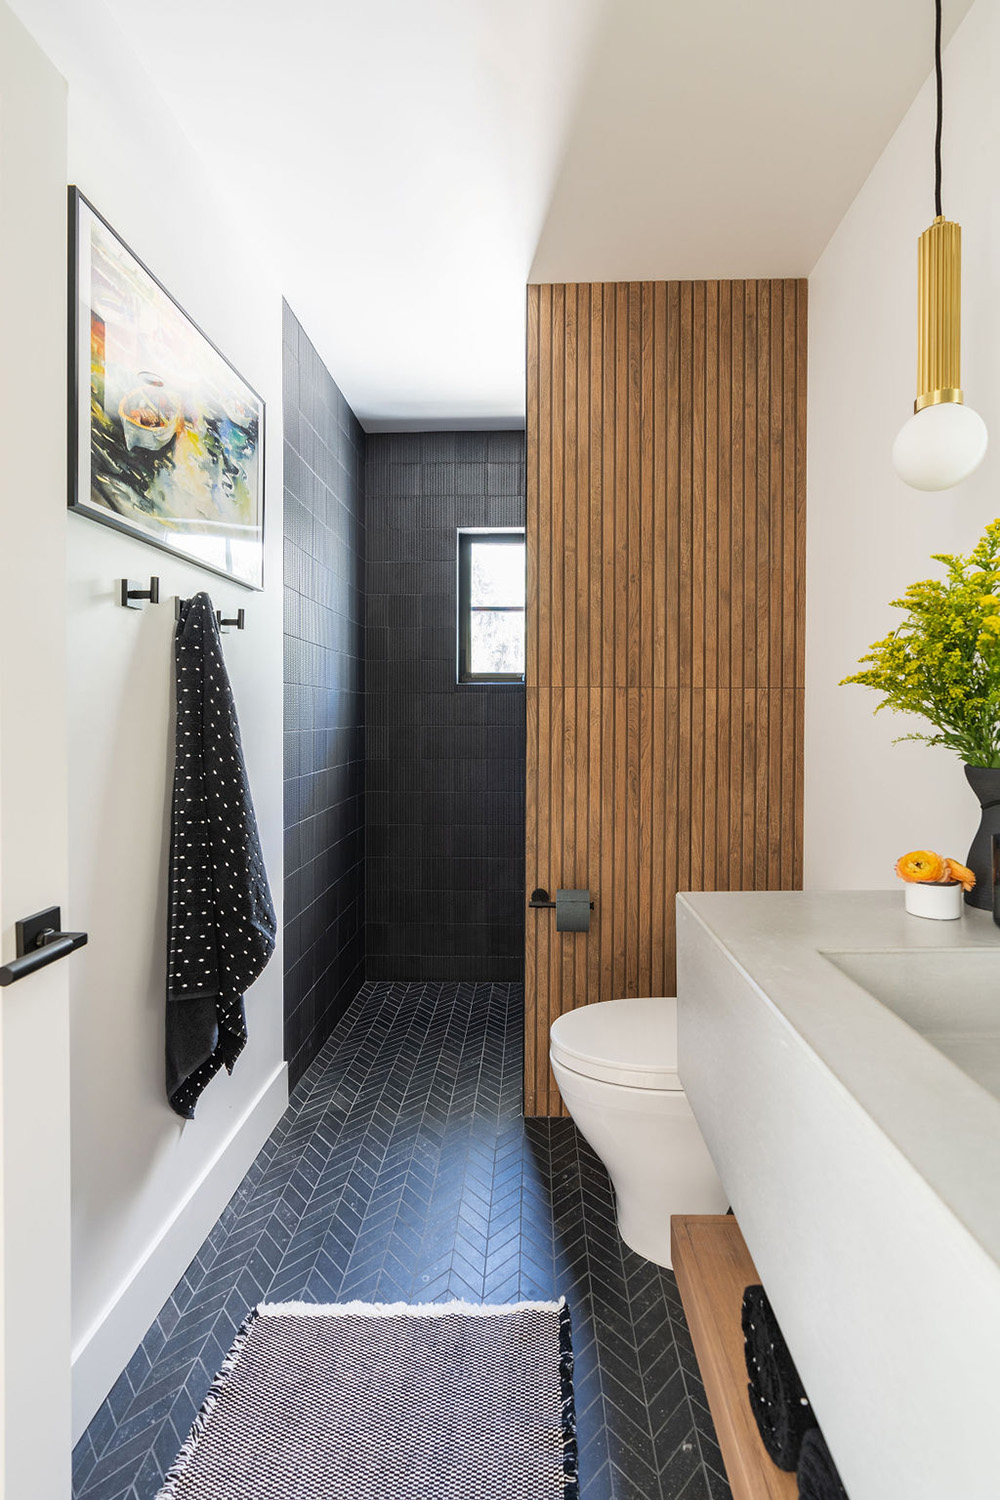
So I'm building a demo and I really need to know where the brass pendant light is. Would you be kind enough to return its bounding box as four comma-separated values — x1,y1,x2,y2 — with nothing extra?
892,0,987,490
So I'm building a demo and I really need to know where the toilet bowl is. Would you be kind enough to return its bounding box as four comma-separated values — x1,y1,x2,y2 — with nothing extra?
550,996,728,1267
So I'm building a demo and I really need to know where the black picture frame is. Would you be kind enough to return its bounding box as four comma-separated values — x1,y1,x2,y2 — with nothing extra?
68,188,266,590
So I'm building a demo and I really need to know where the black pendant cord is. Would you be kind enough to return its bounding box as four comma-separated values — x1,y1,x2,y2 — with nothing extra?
934,0,943,216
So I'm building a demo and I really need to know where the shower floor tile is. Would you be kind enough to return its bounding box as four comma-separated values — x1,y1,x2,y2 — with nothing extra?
74,982,731,1500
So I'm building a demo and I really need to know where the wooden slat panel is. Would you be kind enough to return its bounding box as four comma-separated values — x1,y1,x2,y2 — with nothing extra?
717,281,732,691
692,280,706,691
625,686,641,996
640,283,655,691
601,287,617,689
576,285,591,691
525,279,807,1114
563,283,578,689
652,281,668,689
781,282,797,690
756,281,772,694
794,280,809,699
598,683,616,1009
526,287,540,698
666,281,681,691
537,284,552,691
672,1215,798,1500
627,283,643,692
793,282,808,893
677,675,693,900
589,286,604,687
560,675,575,1024
664,688,679,991
743,280,758,689
679,282,693,689
728,679,744,892
730,281,746,691
551,284,566,691
703,687,718,893
651,684,666,995
715,685,732,891
766,685,781,890
535,680,551,1106
588,687,604,1018
524,286,540,1118
704,282,719,693
769,280,784,694
615,284,630,690
524,682,539,1116
613,685,629,997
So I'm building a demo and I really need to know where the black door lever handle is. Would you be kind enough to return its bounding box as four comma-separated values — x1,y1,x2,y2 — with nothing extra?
0,907,88,987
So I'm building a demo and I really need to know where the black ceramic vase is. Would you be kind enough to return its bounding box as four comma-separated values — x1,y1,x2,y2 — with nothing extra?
963,764,1000,909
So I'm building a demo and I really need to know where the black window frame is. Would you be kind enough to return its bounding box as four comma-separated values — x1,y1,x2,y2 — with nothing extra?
456,528,526,685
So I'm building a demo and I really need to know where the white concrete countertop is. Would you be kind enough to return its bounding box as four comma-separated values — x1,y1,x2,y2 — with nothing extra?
675,889,1000,1500
678,889,1000,1267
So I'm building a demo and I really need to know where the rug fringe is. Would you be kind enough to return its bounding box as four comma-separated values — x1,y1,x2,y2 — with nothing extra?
258,1296,567,1320
152,1307,260,1500
558,1299,579,1500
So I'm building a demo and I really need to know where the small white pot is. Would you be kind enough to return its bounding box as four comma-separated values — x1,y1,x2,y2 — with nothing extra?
903,881,964,920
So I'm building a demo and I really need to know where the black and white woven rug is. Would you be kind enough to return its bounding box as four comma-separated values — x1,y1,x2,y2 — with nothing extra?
156,1298,578,1499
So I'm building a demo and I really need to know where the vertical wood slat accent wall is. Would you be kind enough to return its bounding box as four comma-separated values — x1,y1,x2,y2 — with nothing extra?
525,279,807,1118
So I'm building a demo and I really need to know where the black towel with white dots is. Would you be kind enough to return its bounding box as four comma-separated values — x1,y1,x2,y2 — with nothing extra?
741,1282,817,1470
797,1426,850,1500
166,593,276,1118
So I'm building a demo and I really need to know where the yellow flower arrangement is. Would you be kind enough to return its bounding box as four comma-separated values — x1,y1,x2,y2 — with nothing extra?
946,858,976,891
841,520,1000,767
894,850,975,891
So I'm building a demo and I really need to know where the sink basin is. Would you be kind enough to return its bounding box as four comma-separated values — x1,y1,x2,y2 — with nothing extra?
822,948,1000,1101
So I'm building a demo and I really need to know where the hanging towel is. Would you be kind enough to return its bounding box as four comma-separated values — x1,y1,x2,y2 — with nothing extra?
166,592,276,1118
741,1283,817,1470
797,1427,849,1500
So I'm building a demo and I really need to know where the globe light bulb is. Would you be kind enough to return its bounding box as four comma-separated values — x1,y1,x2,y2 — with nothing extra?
892,401,988,492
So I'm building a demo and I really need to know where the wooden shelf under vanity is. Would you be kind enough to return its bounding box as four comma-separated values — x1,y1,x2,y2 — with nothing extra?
671,1215,798,1500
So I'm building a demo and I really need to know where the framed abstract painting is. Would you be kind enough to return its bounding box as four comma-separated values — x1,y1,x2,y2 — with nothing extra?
68,189,265,589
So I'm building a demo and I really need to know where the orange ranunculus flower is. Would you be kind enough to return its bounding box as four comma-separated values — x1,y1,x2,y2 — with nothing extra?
946,858,976,892
894,849,947,883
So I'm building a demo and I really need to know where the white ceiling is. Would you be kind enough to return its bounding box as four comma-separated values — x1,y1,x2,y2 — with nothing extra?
96,0,973,429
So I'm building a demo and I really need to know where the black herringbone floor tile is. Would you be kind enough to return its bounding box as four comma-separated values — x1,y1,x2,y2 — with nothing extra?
74,982,730,1500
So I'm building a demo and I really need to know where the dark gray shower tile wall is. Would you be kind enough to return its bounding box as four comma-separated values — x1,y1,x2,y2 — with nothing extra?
365,432,526,982
282,301,365,1086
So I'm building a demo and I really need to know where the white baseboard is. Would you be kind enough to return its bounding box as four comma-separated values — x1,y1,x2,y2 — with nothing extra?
71,1062,288,1443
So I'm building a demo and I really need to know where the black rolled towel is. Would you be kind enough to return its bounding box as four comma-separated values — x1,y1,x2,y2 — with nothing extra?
741,1283,817,1470
798,1427,849,1500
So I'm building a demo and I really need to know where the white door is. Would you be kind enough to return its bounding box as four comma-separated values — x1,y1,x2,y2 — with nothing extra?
0,10,74,1498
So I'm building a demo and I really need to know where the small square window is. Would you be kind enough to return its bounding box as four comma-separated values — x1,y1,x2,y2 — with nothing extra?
457,529,526,683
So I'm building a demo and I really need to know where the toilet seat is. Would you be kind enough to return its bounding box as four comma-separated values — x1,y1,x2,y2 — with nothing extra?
549,996,683,1091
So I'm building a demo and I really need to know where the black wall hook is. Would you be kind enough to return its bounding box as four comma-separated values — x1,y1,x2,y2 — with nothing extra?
120,576,160,609
216,609,246,632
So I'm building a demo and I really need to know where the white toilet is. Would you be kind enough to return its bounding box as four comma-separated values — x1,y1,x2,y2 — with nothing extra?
549,996,728,1267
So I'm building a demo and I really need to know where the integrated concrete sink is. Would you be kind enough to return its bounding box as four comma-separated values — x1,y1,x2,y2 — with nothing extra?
822,948,1000,1100
676,890,1000,1500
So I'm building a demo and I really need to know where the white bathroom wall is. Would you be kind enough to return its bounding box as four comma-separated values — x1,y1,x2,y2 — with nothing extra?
8,0,288,1439
805,0,1000,889
0,9,72,1495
